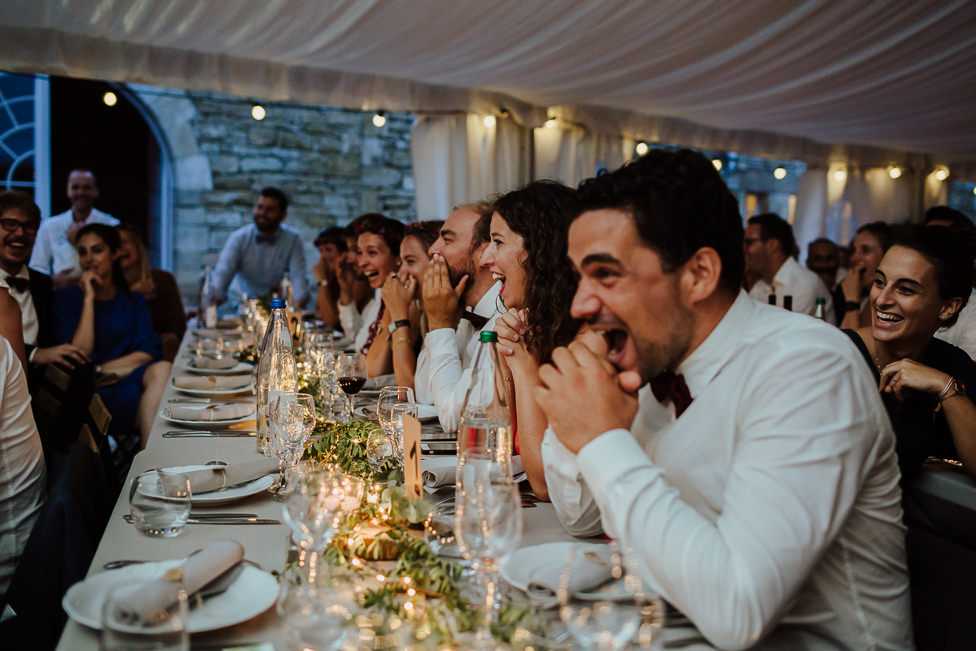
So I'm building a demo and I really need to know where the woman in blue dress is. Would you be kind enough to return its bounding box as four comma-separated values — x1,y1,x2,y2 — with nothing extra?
53,223,171,457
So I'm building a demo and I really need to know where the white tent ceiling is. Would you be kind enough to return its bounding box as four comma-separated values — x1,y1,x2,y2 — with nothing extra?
1,0,975,171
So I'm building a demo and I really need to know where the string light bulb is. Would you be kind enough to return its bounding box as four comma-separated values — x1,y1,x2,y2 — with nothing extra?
712,158,723,171
934,166,950,181
773,166,787,180
372,111,387,128
888,166,902,179
102,91,117,107
833,169,847,182
250,104,266,121
972,186,976,196
544,117,557,129
483,115,496,128
635,142,649,156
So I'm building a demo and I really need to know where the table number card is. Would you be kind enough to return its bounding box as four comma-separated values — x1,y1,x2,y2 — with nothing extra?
402,413,423,499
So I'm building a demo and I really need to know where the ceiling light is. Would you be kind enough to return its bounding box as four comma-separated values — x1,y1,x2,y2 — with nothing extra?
712,158,723,171
372,111,386,128
933,166,950,181
544,117,557,129
250,104,266,121
102,91,117,107
773,166,787,180
483,115,496,129
635,142,649,156
888,166,902,179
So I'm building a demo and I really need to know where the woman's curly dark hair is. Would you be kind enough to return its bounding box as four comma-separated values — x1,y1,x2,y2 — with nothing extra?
492,180,580,362
403,219,444,253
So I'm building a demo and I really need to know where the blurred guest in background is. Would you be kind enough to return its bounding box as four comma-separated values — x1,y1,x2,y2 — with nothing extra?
843,225,976,480
745,212,835,320
485,181,581,500
0,191,88,371
117,223,186,362
806,237,840,291
53,224,169,461
337,214,404,359
366,220,442,387
312,226,347,328
839,221,891,328
30,170,117,288
926,206,976,358
211,187,308,307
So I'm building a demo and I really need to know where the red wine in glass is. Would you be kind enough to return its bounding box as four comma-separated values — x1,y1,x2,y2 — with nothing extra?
338,376,366,394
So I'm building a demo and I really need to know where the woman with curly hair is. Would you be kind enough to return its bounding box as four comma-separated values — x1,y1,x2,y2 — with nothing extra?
367,219,443,385
481,180,581,500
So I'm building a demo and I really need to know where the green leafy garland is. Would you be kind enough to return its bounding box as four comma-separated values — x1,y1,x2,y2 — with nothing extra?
300,418,546,647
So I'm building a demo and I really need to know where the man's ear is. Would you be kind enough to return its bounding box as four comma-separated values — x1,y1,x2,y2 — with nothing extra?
680,247,722,305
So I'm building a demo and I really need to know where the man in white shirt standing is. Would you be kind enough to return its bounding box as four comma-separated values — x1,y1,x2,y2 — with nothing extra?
746,212,835,320
30,170,118,287
415,203,502,432
535,149,912,649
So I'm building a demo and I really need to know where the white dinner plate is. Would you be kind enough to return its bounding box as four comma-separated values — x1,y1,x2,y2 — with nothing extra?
160,407,255,428
192,327,242,338
171,378,254,396
183,359,254,376
63,560,277,633
150,464,275,504
501,542,625,600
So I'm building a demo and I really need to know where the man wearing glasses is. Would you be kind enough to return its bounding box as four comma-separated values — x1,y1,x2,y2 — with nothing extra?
0,191,88,369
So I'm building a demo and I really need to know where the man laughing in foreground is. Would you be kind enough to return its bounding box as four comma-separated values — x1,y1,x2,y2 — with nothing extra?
535,149,912,649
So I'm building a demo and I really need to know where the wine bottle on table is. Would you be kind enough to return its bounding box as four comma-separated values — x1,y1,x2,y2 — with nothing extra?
457,331,513,463
255,298,298,454
198,264,218,328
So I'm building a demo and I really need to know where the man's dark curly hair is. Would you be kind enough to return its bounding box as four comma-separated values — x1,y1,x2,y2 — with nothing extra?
576,148,744,295
491,180,580,362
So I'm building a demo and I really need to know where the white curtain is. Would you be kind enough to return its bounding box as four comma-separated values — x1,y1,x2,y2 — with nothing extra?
411,114,529,221
533,124,635,188
845,168,917,227
794,166,852,256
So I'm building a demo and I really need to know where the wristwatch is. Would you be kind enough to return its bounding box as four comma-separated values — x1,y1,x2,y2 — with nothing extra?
317,279,329,287
388,319,411,335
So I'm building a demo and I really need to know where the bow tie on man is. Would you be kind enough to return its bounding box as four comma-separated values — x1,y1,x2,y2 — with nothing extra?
461,310,489,329
5,275,29,293
650,371,693,418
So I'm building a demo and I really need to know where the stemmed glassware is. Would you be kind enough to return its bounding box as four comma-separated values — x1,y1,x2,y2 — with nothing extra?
335,352,367,422
454,456,522,650
557,540,664,650
377,386,416,460
281,468,344,585
306,332,337,421
268,392,316,496
365,426,398,486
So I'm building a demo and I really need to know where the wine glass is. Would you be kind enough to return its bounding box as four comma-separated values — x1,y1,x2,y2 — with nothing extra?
281,469,344,584
335,352,367,422
557,540,664,650
365,426,398,485
455,475,522,649
377,386,416,458
269,392,316,495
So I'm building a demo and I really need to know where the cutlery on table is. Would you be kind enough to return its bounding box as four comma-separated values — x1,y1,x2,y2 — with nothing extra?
168,398,255,404
162,430,256,438
123,514,280,525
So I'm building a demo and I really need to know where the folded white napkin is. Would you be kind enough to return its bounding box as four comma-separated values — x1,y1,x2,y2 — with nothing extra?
117,540,245,624
168,403,254,421
525,544,614,608
195,327,241,338
422,455,524,490
174,375,251,391
192,356,239,370
178,458,279,494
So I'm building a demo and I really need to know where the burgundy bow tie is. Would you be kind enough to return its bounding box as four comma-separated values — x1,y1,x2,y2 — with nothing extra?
5,275,28,293
649,371,693,418
461,310,489,329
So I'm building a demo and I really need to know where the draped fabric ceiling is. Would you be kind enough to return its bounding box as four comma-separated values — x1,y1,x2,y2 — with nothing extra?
1,0,976,174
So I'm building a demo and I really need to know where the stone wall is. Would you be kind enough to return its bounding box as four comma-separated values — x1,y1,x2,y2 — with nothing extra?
132,84,415,304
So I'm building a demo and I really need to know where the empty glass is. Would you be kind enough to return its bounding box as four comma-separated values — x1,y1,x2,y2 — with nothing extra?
282,469,344,584
365,426,399,485
128,471,192,538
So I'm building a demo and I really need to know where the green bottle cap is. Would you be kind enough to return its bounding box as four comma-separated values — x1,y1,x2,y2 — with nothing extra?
816,297,826,304
479,331,498,343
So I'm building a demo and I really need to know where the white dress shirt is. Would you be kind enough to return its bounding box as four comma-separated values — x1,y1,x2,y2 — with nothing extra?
542,292,911,649
0,266,37,347
936,287,976,359
0,336,46,600
338,288,383,353
211,223,310,305
414,281,502,432
29,208,118,276
749,256,836,321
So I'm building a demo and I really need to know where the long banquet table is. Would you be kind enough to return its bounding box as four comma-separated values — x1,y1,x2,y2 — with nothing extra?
55,332,637,650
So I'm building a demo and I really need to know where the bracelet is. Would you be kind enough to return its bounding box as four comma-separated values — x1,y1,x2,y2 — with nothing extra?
935,376,965,412
844,301,861,312
393,336,411,345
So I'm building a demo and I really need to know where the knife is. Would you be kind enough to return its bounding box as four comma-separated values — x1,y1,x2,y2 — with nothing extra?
162,430,256,438
124,514,280,525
